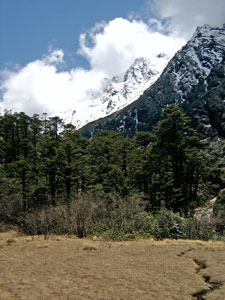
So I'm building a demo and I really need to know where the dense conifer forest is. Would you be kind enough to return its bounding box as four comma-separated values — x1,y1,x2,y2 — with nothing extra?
0,104,224,239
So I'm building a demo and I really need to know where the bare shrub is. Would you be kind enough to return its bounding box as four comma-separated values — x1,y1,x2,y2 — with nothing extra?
68,193,100,237
20,193,146,237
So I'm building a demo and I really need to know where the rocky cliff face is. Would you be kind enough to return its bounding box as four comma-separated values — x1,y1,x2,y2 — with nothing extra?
81,24,225,139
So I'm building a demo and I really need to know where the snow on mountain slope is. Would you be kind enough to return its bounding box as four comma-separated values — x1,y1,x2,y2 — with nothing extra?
60,55,170,128
80,24,225,139
167,24,225,102
61,24,225,130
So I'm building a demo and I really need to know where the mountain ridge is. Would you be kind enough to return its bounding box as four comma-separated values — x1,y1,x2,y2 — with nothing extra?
60,55,169,129
81,24,225,138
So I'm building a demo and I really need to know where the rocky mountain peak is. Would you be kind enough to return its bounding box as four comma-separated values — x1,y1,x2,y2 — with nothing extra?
61,55,168,129
81,24,225,139
123,57,157,83
162,24,225,104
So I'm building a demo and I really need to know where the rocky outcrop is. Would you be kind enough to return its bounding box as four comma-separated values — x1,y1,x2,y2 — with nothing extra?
195,189,225,234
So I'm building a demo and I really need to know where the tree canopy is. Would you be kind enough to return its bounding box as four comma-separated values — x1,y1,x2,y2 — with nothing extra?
0,105,223,228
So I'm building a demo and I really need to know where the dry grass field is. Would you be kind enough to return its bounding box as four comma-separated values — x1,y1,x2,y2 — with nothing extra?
0,231,224,300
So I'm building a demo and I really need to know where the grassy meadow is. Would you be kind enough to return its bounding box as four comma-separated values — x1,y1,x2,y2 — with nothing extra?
0,231,225,300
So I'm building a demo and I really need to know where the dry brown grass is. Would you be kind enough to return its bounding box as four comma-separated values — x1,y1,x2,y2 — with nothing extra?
0,231,224,300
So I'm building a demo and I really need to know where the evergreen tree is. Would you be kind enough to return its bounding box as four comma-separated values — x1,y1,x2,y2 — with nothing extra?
149,104,206,212
0,111,17,165
84,131,131,195
38,117,64,205
0,107,223,228
132,132,153,195
57,124,89,199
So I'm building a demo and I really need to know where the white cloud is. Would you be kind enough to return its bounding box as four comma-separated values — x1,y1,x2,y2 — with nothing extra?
0,51,105,116
1,1,224,120
43,49,64,64
0,18,185,118
78,18,184,77
153,0,225,38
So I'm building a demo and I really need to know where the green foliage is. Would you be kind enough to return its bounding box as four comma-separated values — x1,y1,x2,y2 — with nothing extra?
148,104,207,211
154,209,186,239
214,191,225,210
90,209,215,241
0,108,224,240
155,209,214,240
134,131,152,149
0,222,6,232
182,217,215,240
90,213,160,240
213,190,225,234
0,193,24,224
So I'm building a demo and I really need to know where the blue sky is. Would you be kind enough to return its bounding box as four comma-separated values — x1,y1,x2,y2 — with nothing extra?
0,0,150,70
0,0,224,117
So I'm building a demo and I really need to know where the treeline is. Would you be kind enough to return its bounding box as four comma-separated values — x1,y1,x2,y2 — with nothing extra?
0,104,224,236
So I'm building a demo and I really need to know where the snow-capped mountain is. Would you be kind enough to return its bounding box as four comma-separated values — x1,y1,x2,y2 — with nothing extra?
81,24,225,138
61,55,170,128
167,24,225,103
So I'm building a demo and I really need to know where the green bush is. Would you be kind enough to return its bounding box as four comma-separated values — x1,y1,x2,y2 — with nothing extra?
155,209,186,239
90,212,160,240
155,209,215,240
212,190,225,234
90,209,216,241
17,192,217,241
214,190,225,213
0,222,5,232
0,193,24,224
181,217,215,240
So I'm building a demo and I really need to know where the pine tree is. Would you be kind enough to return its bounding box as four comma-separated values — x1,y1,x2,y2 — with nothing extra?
57,124,89,199
149,104,206,212
133,131,153,195
38,117,64,205
84,131,131,195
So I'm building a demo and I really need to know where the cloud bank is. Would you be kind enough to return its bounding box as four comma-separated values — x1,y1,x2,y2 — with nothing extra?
0,18,184,117
1,0,224,118
154,0,225,38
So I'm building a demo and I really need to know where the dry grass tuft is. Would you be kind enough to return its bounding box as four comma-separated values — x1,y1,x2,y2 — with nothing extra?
6,238,17,245
26,237,34,242
91,235,99,241
82,244,98,251
36,243,49,249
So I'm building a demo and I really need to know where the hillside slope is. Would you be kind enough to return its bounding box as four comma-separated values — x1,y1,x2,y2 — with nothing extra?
81,24,225,138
